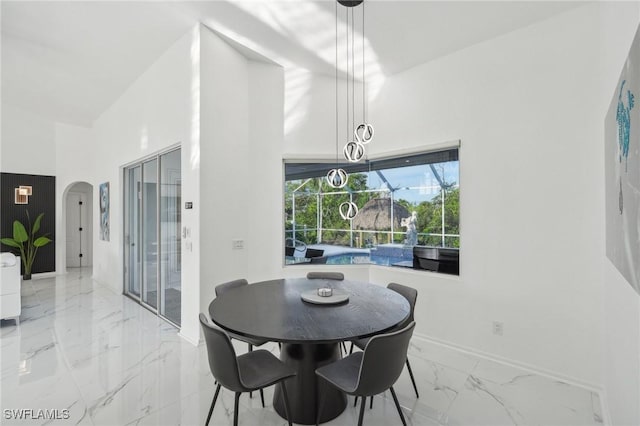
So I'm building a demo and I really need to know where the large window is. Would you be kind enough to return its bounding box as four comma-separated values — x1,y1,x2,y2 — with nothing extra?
284,148,460,273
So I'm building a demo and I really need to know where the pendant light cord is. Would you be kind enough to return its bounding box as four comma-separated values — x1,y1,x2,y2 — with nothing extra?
335,0,339,165
345,6,349,142
363,0,366,123
351,7,355,138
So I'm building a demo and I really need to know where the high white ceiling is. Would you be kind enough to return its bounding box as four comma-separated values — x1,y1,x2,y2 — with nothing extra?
1,1,584,127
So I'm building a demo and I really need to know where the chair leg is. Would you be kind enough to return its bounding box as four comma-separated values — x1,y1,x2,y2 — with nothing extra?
369,395,373,409
233,392,241,426
406,358,419,398
260,389,265,408
357,395,366,426
389,386,407,426
353,395,358,407
281,382,293,426
349,342,354,354
248,343,254,398
205,384,221,426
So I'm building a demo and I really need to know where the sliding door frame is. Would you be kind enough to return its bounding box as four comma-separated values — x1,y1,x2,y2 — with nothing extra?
123,144,181,328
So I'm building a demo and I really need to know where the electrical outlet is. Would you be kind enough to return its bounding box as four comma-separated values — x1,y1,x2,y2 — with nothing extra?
492,321,504,336
232,239,244,250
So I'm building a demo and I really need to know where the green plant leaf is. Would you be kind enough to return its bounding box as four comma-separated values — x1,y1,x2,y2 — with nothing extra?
33,236,52,247
0,238,20,248
13,221,28,243
32,213,44,235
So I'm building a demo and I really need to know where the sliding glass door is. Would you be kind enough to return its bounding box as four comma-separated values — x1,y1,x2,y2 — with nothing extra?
124,148,181,326
124,165,141,298
159,150,181,325
142,159,158,309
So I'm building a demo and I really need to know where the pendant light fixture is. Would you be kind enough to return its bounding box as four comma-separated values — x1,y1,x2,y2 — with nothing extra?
326,0,373,221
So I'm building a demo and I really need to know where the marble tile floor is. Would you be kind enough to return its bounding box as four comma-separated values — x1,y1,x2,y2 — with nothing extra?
1,269,603,426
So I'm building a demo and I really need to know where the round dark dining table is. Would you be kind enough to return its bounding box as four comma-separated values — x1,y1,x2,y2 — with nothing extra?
208,277,410,425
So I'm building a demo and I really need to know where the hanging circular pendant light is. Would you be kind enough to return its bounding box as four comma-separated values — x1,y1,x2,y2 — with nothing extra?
339,201,359,220
327,0,371,220
343,140,365,162
326,168,348,188
354,122,374,144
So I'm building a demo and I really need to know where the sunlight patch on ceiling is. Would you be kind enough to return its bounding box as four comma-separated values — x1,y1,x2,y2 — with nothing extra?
233,1,384,85
232,1,385,126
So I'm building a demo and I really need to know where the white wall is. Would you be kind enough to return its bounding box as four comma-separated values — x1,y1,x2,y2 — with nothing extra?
55,122,94,274
361,3,633,389
199,25,250,314
198,27,287,312
599,3,640,425
256,4,624,388
246,61,285,283
1,104,56,175
283,68,362,157
88,27,201,343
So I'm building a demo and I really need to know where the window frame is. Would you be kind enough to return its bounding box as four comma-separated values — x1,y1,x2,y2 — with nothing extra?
283,141,461,274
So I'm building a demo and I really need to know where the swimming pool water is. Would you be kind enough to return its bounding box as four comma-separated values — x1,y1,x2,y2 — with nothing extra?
326,253,409,266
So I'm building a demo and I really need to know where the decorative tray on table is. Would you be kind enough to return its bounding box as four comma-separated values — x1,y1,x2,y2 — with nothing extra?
300,288,349,305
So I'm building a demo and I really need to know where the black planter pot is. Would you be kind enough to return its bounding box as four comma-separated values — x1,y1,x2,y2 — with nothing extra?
23,273,31,281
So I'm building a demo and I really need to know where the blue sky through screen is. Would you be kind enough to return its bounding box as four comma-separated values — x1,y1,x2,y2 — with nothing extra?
365,161,459,204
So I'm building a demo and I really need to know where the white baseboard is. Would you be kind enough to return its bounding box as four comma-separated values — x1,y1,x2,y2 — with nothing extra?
29,272,58,279
178,331,200,346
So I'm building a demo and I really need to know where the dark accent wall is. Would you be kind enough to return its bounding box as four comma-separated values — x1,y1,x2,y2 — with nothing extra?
1,173,56,274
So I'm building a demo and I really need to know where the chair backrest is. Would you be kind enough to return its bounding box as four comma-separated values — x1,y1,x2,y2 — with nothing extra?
354,321,416,396
309,256,328,264
305,248,325,258
285,246,295,257
307,271,344,280
387,283,417,327
215,278,249,297
199,313,245,392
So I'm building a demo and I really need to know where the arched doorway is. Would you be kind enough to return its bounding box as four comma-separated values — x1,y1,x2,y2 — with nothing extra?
64,182,93,270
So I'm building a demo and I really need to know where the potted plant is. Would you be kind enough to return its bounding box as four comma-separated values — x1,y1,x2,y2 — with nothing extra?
1,212,52,280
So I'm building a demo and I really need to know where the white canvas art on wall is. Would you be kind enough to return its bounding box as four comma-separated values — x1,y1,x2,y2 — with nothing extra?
606,25,640,295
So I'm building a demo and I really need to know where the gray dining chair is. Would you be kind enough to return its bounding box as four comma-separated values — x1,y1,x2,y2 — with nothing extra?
306,271,344,280
215,279,270,399
199,314,296,426
215,279,270,351
350,282,419,400
315,322,416,426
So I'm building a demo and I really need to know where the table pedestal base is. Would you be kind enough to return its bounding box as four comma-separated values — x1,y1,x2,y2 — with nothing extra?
273,342,346,425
